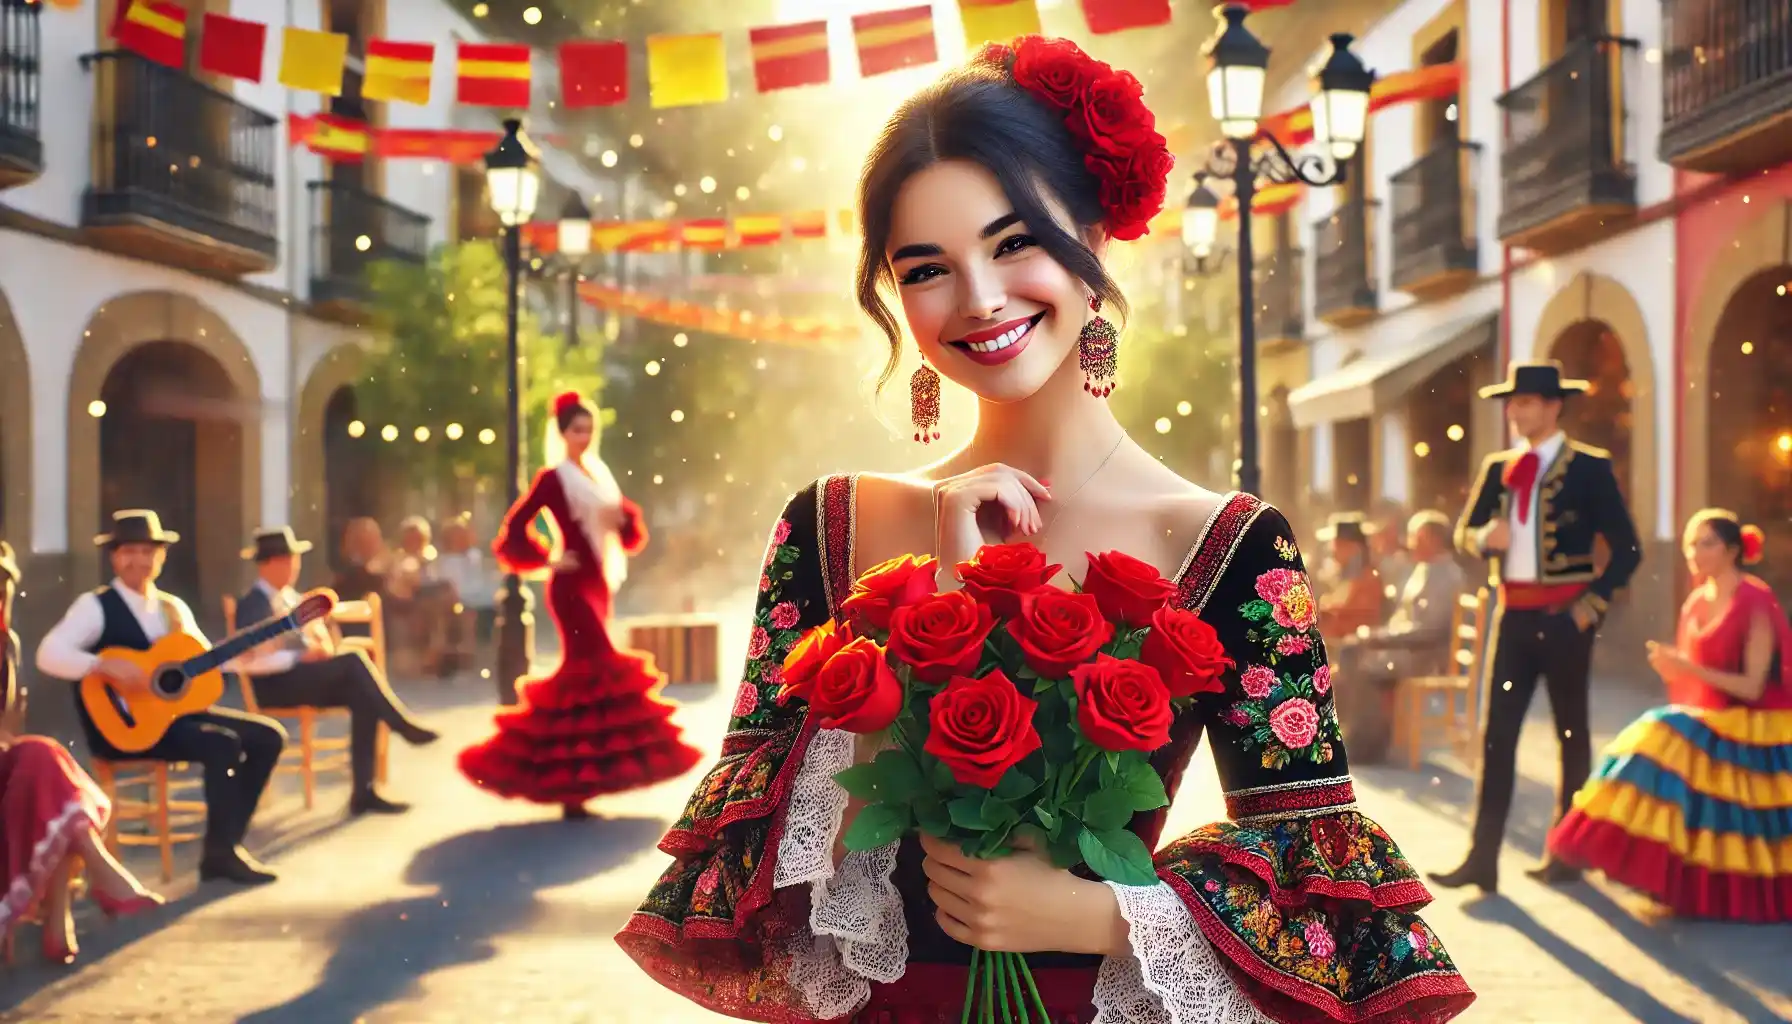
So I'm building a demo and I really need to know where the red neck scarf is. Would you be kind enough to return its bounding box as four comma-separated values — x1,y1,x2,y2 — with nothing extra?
1502,451,1542,524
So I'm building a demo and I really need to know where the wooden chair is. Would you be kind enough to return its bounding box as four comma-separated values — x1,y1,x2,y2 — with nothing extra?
331,596,391,786
1391,589,1491,772
90,760,206,883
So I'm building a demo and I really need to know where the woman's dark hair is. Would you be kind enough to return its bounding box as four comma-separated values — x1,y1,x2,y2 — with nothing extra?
1687,507,1758,566
555,395,595,433
856,54,1129,392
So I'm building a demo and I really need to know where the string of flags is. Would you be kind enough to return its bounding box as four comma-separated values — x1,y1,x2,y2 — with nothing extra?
578,283,862,348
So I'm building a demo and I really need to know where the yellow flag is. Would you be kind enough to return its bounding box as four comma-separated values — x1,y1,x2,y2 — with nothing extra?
959,0,1041,48
647,33,729,109
279,26,349,96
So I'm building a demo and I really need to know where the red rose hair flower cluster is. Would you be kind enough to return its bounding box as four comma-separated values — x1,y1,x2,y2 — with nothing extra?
1741,524,1767,566
978,35,1174,242
552,390,586,418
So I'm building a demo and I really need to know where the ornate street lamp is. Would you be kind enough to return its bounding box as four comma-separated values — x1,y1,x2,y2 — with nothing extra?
557,192,592,348
484,118,541,705
1190,6,1374,498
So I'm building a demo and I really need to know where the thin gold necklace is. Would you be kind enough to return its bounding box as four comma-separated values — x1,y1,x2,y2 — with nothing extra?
1035,430,1127,535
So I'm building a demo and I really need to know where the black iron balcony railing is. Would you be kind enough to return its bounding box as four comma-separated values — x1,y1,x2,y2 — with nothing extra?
1495,37,1638,249
0,0,42,183
1314,199,1378,324
1390,139,1480,295
308,180,430,307
80,50,278,267
1255,246,1305,344
1660,0,1792,171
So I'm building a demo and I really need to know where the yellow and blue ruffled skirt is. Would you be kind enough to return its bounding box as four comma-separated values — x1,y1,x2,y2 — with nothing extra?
1548,704,1792,922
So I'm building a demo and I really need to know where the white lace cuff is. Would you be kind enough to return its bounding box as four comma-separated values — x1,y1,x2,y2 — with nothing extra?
1093,881,1272,1024
775,726,907,1021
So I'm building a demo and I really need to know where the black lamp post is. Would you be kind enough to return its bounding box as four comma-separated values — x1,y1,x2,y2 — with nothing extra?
1184,5,1374,499
556,192,592,348
484,118,542,705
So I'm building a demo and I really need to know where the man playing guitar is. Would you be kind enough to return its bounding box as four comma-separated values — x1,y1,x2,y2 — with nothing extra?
36,510,286,885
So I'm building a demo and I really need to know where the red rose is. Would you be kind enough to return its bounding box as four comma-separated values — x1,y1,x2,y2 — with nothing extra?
1071,655,1174,753
888,590,996,685
956,543,1062,618
841,554,939,632
1007,588,1113,678
778,619,850,705
809,637,904,734
1088,142,1173,242
1073,71,1153,155
1083,550,1176,628
1140,606,1233,699
1010,35,1101,111
924,671,1042,787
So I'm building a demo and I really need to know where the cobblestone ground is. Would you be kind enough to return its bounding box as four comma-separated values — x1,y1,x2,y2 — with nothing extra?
1,616,1788,1023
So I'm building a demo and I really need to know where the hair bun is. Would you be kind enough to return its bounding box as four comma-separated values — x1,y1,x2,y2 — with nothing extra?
552,391,586,417
1741,524,1767,566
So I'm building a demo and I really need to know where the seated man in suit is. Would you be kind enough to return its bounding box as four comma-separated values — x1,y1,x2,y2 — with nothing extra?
36,510,286,885
235,527,440,815
1315,512,1386,640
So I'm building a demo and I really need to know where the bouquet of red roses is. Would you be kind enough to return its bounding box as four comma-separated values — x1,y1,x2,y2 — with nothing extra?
777,543,1232,1022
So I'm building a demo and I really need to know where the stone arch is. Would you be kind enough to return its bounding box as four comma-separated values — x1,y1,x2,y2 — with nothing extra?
1680,200,1792,528
0,286,27,553
292,342,365,576
66,292,263,613
1530,271,1660,543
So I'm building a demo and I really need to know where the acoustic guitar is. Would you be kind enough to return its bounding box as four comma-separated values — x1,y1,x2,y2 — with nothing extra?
80,589,338,753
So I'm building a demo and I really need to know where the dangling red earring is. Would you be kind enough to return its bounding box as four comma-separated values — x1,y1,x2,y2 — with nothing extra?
910,362,942,443
1079,295,1118,397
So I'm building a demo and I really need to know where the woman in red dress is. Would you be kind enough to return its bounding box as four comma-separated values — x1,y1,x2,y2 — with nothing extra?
1,541,163,965
458,392,703,818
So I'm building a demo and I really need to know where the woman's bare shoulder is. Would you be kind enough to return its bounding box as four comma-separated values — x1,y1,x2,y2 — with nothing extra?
1128,458,1232,542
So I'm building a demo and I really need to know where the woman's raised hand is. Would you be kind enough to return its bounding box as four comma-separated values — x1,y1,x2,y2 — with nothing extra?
932,464,1051,569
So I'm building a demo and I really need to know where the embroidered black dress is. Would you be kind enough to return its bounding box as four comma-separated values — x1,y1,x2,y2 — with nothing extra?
618,478,1474,1024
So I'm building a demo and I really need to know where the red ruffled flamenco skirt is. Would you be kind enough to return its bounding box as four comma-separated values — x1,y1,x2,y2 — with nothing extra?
458,644,703,806
1,737,111,932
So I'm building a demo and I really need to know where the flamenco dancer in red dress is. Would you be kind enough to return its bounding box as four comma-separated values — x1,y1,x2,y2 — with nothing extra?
458,392,703,818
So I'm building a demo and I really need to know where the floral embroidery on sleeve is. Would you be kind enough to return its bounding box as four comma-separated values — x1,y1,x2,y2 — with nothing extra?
1229,566,1341,769
730,517,803,729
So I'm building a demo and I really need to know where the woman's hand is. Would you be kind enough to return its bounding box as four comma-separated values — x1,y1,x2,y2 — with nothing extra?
932,465,1052,568
1646,640,1690,679
919,833,1129,956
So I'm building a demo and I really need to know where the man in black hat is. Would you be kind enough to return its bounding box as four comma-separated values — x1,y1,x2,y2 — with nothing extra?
36,510,287,885
234,526,440,816
1429,361,1642,892
1315,512,1384,640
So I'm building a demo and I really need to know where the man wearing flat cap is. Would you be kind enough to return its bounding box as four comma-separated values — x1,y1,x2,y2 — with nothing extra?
1315,512,1384,640
1430,361,1641,893
36,510,287,885
234,526,439,816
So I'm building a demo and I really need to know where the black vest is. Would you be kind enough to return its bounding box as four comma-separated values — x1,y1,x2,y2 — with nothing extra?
89,586,155,654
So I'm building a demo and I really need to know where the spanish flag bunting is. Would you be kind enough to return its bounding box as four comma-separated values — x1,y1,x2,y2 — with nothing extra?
591,222,642,251
278,26,348,95
789,210,828,239
959,0,1041,49
1079,0,1172,35
733,214,784,247
197,13,266,83
748,20,830,93
680,219,728,249
561,39,629,108
619,221,674,252
457,42,532,108
837,209,857,236
374,127,500,163
363,40,435,105
1260,64,1452,146
647,33,730,109
113,0,188,69
852,6,937,78
297,114,370,162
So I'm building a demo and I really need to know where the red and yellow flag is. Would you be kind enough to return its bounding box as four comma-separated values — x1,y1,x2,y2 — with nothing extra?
561,39,629,108
749,20,830,93
732,214,784,247
789,210,828,239
1079,0,1172,35
456,42,531,108
853,6,937,78
278,26,349,96
619,221,674,252
364,40,435,105
113,0,187,69
647,33,729,109
959,0,1040,49
680,219,728,250
373,127,499,163
291,114,370,162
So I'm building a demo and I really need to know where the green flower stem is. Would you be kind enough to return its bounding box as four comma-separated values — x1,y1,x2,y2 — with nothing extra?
995,952,1014,1024
1004,952,1032,1024
982,948,995,1022
1054,745,1099,806
1017,954,1051,1021
961,947,981,1024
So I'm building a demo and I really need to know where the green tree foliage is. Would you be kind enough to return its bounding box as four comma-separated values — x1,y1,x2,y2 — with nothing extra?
1109,260,1238,486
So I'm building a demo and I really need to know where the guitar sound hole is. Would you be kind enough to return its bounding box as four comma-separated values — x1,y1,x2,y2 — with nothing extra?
152,669,188,699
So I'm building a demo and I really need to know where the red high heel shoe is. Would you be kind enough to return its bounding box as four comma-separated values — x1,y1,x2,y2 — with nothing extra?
41,931,77,966
91,889,165,919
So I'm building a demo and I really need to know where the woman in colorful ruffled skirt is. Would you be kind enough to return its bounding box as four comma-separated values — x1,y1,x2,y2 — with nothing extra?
1548,508,1792,921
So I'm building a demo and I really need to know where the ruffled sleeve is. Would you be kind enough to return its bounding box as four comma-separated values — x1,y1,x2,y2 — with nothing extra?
492,469,557,575
1112,497,1475,1024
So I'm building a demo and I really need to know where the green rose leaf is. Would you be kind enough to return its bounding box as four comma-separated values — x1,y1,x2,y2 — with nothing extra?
930,758,957,792
1033,806,1058,832
1081,787,1136,832
1048,821,1084,869
981,793,1021,828
843,804,911,851
1077,827,1159,886
1120,760,1170,812
915,794,951,837
948,797,991,831
872,750,924,803
993,768,1038,802
832,763,884,803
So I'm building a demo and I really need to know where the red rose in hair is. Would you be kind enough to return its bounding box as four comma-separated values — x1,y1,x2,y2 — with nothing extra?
924,670,1042,787
1140,606,1232,699
841,554,939,632
1073,72,1153,155
1008,588,1113,678
888,590,996,685
1089,143,1174,241
809,637,904,733
778,619,850,705
1071,655,1174,753
1082,550,1175,628
956,543,1062,618
1010,35,1100,111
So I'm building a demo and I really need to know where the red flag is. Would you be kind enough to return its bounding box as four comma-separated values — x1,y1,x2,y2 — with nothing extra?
560,39,629,108
1080,0,1171,35
374,127,501,164
113,0,188,69
749,21,830,93
197,13,267,82
456,42,531,108
853,6,937,78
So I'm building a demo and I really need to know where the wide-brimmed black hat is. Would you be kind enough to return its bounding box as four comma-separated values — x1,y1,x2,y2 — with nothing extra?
1477,360,1590,400
1316,512,1376,544
94,510,180,549
242,525,314,562
0,540,17,585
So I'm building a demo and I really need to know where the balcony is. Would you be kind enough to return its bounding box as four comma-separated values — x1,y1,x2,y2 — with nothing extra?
308,180,430,316
79,51,278,276
1254,247,1305,346
1313,199,1378,327
1496,37,1639,253
1390,140,1480,299
0,0,42,188
1660,0,1792,172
